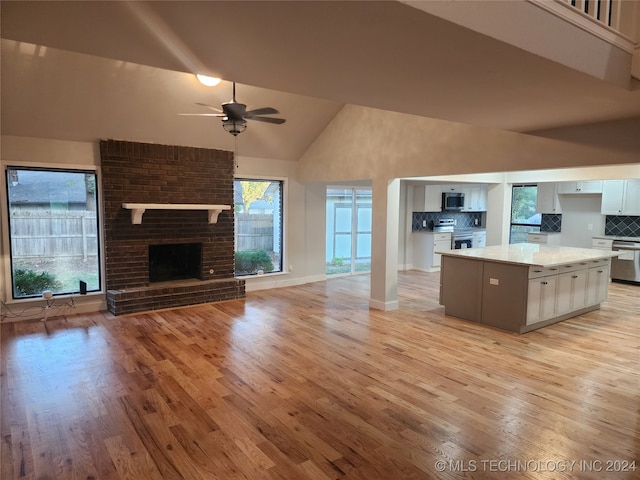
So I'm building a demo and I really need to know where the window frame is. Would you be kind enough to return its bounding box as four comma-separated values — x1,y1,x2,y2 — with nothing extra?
2,164,104,301
509,184,541,244
233,175,287,278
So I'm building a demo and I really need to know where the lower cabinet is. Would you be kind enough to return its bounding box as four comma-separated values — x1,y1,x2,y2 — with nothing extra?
586,259,610,305
412,232,451,272
556,269,588,316
527,260,609,326
440,255,612,333
527,274,558,325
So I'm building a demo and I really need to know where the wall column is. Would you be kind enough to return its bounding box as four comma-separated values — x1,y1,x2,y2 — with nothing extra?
486,181,512,246
369,178,400,311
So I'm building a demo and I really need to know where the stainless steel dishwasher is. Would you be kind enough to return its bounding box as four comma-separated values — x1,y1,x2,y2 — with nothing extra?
611,240,640,285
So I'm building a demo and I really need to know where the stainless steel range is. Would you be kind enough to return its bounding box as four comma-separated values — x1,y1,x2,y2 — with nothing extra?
434,219,473,249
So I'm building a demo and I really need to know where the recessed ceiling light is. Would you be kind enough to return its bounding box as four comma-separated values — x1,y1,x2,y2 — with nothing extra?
196,74,221,87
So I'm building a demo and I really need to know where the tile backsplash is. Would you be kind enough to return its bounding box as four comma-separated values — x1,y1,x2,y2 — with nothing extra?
541,214,562,233
412,211,483,230
605,215,640,237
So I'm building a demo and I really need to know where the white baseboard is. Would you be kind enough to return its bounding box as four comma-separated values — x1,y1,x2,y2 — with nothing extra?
368,298,399,311
245,274,327,292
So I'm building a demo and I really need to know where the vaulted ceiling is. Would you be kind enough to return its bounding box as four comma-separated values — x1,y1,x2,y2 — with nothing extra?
2,1,640,161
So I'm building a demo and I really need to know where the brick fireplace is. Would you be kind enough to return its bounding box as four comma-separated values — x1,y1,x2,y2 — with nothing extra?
101,139,245,315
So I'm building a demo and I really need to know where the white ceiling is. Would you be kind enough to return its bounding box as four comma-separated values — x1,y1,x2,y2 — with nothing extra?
2,0,640,161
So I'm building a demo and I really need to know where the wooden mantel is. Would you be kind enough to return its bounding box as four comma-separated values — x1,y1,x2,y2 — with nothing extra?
122,203,232,224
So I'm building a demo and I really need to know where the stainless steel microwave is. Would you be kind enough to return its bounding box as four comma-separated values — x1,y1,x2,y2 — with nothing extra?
442,192,465,210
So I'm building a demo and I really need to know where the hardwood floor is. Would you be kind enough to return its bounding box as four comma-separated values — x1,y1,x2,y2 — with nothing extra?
2,271,638,479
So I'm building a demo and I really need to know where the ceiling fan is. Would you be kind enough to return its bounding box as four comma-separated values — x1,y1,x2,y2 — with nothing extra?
181,82,286,136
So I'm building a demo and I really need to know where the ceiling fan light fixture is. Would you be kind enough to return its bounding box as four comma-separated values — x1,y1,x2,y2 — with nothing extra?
222,119,247,136
196,74,221,87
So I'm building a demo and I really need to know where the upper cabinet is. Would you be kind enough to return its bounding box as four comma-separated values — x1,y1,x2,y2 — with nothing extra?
462,184,488,212
557,181,603,194
424,185,443,212
536,183,562,214
601,180,640,215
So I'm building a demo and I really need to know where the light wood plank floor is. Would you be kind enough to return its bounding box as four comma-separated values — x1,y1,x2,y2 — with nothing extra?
2,271,639,479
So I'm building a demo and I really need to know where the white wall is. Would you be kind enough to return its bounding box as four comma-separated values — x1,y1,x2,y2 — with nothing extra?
555,195,607,248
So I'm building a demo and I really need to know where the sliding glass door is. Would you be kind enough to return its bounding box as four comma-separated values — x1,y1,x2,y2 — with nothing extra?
326,187,372,276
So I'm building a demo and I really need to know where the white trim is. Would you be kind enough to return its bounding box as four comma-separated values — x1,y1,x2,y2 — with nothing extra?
244,273,326,292
368,298,399,311
122,203,231,224
528,0,635,54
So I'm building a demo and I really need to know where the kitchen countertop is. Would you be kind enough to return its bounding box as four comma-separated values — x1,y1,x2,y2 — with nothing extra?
439,243,619,267
592,235,640,242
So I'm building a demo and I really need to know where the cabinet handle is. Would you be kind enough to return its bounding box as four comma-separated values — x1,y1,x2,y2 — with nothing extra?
550,268,558,271
572,275,578,278
542,281,548,285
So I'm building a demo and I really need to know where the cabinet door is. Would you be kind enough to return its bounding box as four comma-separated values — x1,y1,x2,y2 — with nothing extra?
578,181,603,194
557,270,588,315
527,276,557,324
586,264,610,306
622,179,640,215
537,183,561,213
424,185,443,212
601,180,624,214
433,238,451,267
556,182,578,194
557,181,602,194
472,232,486,248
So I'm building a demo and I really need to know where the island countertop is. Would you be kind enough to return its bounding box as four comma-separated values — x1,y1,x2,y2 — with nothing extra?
439,243,619,268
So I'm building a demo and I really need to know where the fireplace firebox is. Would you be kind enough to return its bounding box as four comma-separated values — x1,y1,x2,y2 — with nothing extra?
149,243,202,283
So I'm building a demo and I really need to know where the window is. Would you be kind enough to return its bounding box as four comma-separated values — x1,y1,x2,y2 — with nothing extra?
6,167,102,299
234,179,283,276
510,184,541,243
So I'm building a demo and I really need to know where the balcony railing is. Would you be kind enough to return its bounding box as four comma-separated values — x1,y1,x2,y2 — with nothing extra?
567,0,619,30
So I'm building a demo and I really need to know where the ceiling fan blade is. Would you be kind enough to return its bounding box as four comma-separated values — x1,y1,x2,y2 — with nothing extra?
195,102,223,113
248,116,286,124
245,107,279,117
179,113,226,117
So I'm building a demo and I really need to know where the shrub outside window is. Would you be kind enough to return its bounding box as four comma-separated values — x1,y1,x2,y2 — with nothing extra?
234,179,283,276
6,167,102,299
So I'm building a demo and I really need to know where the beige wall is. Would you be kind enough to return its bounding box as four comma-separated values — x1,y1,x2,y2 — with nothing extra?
298,105,640,183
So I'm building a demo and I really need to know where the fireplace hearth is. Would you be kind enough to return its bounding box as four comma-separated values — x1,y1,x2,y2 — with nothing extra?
149,243,202,283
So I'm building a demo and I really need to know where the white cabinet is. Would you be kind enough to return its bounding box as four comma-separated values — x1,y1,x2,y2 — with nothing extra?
557,181,603,194
412,232,451,272
423,185,443,212
601,180,640,215
527,274,558,325
592,238,613,251
556,266,588,316
472,230,486,248
586,259,610,306
536,183,562,213
528,233,562,245
433,234,452,268
526,258,610,326
462,184,488,212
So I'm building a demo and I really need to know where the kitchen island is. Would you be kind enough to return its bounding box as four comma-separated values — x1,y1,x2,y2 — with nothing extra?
439,243,619,333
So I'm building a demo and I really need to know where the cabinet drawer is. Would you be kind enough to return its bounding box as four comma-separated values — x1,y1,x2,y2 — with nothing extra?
528,266,560,278
434,233,451,242
556,262,589,274
592,239,613,250
587,258,610,269
527,234,547,244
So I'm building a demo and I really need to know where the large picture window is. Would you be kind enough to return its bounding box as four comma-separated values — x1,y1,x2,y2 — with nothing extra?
234,179,283,276
6,167,102,299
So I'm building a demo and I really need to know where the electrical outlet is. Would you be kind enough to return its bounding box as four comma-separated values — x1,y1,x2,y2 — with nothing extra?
587,224,593,231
